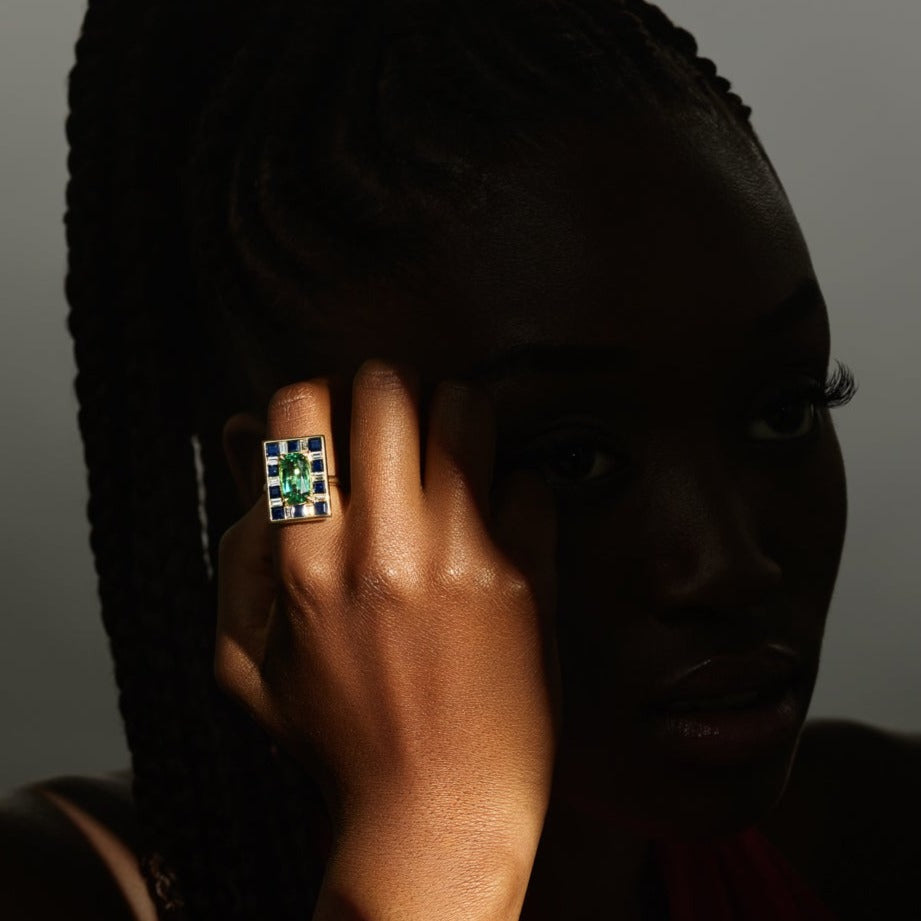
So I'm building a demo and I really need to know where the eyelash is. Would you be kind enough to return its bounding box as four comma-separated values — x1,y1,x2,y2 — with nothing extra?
766,359,859,413
515,360,859,491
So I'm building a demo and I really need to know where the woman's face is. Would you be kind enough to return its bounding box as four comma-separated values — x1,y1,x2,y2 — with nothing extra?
272,112,847,839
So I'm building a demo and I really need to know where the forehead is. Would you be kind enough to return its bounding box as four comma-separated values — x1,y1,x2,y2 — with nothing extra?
318,113,823,389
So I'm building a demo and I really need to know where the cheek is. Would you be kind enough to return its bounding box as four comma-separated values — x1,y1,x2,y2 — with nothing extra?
547,436,847,836
760,422,848,639
550,444,848,693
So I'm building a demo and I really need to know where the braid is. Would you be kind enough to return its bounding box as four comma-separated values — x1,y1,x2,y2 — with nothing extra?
194,0,768,363
621,0,777,171
66,1,766,917
626,0,751,117
68,1,325,917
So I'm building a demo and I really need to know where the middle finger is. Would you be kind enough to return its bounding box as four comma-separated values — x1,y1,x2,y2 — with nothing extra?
348,358,425,539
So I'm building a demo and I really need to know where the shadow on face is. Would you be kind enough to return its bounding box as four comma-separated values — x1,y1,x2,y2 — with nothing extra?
247,110,849,839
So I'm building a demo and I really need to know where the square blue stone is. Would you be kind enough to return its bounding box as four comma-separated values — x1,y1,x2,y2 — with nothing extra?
270,506,285,521
314,501,328,515
308,436,322,451
269,485,281,499
287,440,300,453
267,464,278,476
312,479,326,494
293,504,308,518
311,458,324,473
265,442,280,457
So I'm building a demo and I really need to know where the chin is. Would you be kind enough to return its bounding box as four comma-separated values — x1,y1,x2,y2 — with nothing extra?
634,746,798,841
554,714,806,842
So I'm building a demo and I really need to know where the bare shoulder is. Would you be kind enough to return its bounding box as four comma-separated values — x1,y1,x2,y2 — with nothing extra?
798,715,921,776
761,717,921,919
0,770,154,921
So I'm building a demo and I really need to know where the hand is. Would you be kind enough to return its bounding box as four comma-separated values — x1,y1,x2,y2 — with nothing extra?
215,359,560,917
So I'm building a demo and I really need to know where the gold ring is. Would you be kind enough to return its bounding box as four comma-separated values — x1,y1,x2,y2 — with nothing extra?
262,436,337,522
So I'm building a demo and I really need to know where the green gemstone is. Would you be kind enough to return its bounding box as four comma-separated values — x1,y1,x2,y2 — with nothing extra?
280,452,312,505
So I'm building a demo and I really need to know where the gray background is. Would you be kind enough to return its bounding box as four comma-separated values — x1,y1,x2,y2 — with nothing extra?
1,1,918,794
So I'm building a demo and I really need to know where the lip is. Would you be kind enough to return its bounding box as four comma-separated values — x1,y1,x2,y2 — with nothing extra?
651,644,801,708
646,644,804,766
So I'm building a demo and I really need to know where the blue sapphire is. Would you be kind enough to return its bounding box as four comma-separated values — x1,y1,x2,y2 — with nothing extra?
314,501,328,515
308,436,322,451
293,504,308,518
267,464,278,476
313,479,326,494
265,442,280,457
270,506,284,521
287,440,300,453
269,485,281,499
311,458,324,473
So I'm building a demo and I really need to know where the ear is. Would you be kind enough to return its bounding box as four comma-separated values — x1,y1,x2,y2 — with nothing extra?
222,411,268,512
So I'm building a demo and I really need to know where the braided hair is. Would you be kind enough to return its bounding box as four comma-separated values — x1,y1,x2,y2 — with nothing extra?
65,1,764,916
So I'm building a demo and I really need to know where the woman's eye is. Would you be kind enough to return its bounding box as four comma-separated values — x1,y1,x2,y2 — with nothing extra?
519,436,626,489
747,362,858,441
748,393,819,441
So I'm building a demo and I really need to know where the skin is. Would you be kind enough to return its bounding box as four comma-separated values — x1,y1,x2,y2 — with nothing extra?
219,108,848,919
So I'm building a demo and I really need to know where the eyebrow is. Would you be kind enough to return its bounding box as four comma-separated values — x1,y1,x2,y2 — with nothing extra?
750,276,826,339
465,277,825,382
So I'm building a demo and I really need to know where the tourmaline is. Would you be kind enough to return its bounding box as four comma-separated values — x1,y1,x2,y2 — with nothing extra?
280,452,312,504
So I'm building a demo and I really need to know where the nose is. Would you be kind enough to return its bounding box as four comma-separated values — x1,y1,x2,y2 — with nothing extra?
628,443,784,620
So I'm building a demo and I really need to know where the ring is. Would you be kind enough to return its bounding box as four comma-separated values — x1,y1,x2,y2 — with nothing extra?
262,436,339,522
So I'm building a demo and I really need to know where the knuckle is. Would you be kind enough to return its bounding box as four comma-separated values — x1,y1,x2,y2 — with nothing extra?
214,640,269,728
354,358,417,394
429,553,479,592
213,642,244,698
280,582,323,626
433,378,471,404
277,557,330,607
276,534,348,612
433,378,482,413
267,381,328,423
349,556,419,604
505,576,539,612
492,562,537,605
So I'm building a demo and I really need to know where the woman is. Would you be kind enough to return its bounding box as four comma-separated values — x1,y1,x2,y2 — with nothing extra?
2,0,918,918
